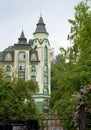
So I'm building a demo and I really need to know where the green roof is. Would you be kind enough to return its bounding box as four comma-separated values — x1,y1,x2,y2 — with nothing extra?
33,16,48,34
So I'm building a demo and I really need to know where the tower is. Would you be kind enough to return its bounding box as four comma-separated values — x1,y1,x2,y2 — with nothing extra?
32,16,51,113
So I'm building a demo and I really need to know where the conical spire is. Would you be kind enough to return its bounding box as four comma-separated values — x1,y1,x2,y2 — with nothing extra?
18,30,27,44
33,16,48,35
20,30,25,39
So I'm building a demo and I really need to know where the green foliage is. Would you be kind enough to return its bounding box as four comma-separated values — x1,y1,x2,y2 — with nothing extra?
50,0,91,129
0,69,39,122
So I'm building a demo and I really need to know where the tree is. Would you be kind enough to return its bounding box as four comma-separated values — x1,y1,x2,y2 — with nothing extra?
0,69,39,122
50,0,91,129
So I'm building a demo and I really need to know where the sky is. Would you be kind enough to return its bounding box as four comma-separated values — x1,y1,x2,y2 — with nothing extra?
0,0,84,56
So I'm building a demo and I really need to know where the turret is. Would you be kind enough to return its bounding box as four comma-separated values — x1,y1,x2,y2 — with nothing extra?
18,30,27,44
33,16,49,39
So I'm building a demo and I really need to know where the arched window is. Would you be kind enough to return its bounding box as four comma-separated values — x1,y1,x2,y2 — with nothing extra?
6,65,11,72
35,45,37,49
18,52,25,61
31,66,36,72
31,53,37,61
6,53,12,61
44,46,48,60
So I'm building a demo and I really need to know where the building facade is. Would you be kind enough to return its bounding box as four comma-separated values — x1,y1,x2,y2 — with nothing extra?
0,16,53,113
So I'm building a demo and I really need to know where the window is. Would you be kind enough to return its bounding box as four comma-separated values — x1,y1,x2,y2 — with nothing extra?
18,73,25,79
44,46,48,60
18,65,25,79
44,76,48,86
31,53,37,61
18,52,25,61
44,77,48,83
31,76,36,81
31,66,36,72
35,40,37,43
44,100,48,109
18,64,25,71
6,53,12,61
6,65,11,72
44,88,48,94
35,45,37,49
44,65,48,72
45,40,47,43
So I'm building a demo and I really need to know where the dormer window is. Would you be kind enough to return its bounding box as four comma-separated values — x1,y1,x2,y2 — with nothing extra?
31,53,37,61
6,53,12,61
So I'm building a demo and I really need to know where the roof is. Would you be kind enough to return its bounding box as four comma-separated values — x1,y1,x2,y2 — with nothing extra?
18,30,27,44
20,30,25,39
33,16,48,34
4,46,14,52
28,39,34,46
0,46,14,62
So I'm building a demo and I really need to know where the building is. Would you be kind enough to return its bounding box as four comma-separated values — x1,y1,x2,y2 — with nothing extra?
0,15,53,113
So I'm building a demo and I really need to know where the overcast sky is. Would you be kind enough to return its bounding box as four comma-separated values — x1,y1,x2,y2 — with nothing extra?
0,0,86,55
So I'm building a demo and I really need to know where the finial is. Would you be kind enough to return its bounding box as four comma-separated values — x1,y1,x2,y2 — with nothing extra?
40,6,42,17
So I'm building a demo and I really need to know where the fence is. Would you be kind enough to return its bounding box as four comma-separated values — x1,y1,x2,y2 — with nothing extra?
0,114,64,130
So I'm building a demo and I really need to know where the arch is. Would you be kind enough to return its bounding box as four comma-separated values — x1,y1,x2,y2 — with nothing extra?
31,65,36,72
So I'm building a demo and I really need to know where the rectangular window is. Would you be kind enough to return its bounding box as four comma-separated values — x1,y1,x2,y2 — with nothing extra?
18,64,25,72
31,76,36,81
44,77,48,86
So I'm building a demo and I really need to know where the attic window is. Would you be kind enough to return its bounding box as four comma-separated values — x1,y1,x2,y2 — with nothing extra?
6,53,12,61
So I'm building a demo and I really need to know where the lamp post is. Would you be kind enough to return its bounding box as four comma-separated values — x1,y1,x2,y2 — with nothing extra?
79,86,86,130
